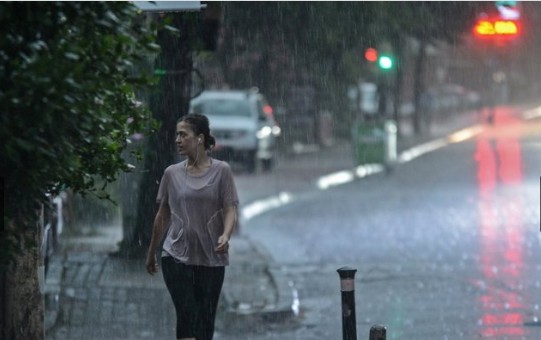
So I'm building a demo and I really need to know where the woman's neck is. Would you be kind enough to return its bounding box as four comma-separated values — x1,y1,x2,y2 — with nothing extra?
186,153,211,169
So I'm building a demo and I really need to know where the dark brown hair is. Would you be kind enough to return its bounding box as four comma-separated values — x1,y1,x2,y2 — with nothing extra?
178,114,216,151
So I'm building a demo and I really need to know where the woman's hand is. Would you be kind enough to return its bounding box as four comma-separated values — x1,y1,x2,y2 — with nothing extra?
215,234,230,253
146,252,159,275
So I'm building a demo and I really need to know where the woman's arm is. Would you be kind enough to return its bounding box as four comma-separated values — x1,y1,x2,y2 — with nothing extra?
145,204,171,274
215,205,237,253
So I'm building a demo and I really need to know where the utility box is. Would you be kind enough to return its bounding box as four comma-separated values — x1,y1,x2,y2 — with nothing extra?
352,119,397,171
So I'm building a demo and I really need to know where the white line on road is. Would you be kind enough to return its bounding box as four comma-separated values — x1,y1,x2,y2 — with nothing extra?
241,106,541,222
523,106,541,120
241,192,293,222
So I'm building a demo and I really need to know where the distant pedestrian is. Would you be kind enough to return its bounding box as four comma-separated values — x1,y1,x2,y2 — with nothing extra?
146,113,239,340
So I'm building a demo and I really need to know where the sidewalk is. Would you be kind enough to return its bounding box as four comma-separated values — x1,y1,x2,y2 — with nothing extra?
44,225,294,339
44,102,540,339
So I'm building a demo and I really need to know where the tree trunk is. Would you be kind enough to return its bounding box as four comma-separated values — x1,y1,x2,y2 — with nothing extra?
391,33,404,137
413,38,427,135
216,3,234,87
1,272,4,339
118,13,195,256
1,227,43,339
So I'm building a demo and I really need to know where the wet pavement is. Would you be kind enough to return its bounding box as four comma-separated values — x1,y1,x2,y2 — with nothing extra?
44,230,292,339
44,103,541,339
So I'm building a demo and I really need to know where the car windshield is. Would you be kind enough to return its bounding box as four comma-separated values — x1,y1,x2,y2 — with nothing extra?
192,98,252,117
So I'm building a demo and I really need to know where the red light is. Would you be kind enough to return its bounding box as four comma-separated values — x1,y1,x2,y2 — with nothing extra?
263,104,273,116
364,48,378,62
474,19,519,37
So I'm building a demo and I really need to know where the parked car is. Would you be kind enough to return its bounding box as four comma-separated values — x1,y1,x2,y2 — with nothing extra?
189,89,281,173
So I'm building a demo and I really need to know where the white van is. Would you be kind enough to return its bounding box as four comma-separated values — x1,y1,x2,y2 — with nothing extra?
189,89,281,173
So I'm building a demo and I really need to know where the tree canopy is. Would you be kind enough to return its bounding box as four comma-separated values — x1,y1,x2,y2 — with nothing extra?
215,2,486,134
0,2,160,268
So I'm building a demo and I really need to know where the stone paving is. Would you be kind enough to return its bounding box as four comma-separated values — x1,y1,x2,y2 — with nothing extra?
44,231,291,340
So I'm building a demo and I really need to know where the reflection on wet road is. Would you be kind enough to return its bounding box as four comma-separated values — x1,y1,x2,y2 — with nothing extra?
475,107,538,338
229,105,541,339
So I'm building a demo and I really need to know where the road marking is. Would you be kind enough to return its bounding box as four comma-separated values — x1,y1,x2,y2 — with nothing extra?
355,163,385,179
241,106,541,221
317,170,355,190
241,192,292,222
523,105,541,120
398,138,448,163
447,125,484,144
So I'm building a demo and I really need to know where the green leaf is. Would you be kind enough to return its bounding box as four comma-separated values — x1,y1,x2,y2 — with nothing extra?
1,1,159,266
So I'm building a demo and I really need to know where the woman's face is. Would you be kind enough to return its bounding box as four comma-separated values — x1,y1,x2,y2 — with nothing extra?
175,121,198,156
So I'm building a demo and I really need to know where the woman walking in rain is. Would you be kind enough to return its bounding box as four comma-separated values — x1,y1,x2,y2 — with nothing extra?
146,113,239,340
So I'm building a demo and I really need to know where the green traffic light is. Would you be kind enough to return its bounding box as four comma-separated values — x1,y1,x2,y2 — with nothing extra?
378,55,393,69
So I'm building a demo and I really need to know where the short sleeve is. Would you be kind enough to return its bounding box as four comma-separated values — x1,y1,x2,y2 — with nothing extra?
220,163,239,208
156,168,170,206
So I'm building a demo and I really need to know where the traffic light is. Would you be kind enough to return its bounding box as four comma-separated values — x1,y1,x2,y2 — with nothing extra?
378,55,393,70
364,48,378,62
364,48,394,70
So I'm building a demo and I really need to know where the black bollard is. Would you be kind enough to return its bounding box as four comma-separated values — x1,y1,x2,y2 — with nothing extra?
337,267,357,340
369,325,386,340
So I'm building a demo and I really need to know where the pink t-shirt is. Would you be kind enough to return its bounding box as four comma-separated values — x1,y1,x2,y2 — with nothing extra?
157,158,239,266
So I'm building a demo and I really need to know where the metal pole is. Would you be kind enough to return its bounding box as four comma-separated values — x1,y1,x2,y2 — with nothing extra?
337,267,357,340
369,325,386,340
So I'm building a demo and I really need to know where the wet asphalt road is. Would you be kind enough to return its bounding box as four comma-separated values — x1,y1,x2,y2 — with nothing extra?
222,107,541,339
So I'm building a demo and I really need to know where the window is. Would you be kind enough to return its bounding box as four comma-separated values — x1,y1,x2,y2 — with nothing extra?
193,99,252,117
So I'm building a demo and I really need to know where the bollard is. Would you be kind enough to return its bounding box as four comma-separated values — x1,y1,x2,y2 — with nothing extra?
383,119,397,165
337,267,357,340
369,325,386,340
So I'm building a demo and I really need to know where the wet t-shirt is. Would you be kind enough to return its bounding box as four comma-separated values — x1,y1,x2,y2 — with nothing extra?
157,158,239,266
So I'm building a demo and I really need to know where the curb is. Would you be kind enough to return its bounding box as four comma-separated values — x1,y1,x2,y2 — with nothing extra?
217,235,297,332
250,236,298,321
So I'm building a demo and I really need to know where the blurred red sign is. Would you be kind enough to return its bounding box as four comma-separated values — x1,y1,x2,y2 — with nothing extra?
474,19,519,37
